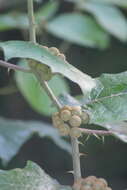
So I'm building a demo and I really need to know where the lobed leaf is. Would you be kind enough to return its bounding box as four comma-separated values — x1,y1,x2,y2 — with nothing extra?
0,40,96,96
78,2,127,41
0,118,71,165
0,161,72,190
47,13,109,49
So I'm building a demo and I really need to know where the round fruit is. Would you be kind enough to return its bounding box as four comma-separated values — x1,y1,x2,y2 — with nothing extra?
60,110,71,121
58,124,70,136
49,47,60,56
58,53,66,61
70,128,82,138
69,115,82,127
71,106,82,116
61,105,72,111
98,178,108,187
81,111,89,124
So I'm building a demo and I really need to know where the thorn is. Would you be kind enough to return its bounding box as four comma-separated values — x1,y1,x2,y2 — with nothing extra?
84,135,90,143
77,140,83,146
79,153,86,157
102,136,105,144
93,133,100,140
7,68,11,74
67,170,74,174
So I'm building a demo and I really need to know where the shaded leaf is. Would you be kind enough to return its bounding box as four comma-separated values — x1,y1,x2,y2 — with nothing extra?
15,60,70,116
47,13,109,49
0,117,71,164
85,72,127,125
0,161,72,190
0,40,96,96
0,12,28,31
36,1,59,22
79,2,127,41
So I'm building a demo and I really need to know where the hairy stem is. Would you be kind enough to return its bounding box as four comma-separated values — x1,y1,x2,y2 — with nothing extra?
27,0,81,184
27,0,36,43
79,128,113,136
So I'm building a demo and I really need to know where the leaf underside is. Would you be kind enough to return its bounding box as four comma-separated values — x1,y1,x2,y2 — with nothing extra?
0,161,72,190
0,117,71,164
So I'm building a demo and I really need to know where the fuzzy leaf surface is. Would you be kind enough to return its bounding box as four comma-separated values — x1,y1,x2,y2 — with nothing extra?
0,161,72,190
0,118,71,164
0,40,96,95
79,2,127,41
86,72,127,125
47,13,109,49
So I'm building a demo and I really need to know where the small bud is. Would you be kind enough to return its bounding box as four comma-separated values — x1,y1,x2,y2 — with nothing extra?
49,47,60,56
71,106,82,116
81,111,89,124
58,53,66,61
59,124,70,136
69,115,82,127
70,128,82,138
52,113,64,128
60,110,71,121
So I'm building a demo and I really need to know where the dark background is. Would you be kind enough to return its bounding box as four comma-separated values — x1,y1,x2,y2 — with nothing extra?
0,0,127,189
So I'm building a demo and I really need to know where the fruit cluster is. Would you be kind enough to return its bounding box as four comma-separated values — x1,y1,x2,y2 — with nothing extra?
52,105,89,137
73,176,112,190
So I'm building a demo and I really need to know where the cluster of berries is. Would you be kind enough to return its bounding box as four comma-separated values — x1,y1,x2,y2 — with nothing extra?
73,176,112,190
52,105,89,137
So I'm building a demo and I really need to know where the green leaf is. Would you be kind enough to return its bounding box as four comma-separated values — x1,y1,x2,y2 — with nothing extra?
0,161,72,190
47,13,109,49
79,2,127,41
0,40,96,96
15,60,70,116
85,72,127,125
105,121,127,142
0,12,28,31
36,1,59,22
0,117,71,164
87,0,127,8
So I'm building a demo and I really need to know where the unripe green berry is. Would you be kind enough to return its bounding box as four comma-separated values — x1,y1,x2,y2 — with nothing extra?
69,115,82,127
59,124,70,136
70,128,82,138
81,111,89,124
60,109,71,121
71,106,82,116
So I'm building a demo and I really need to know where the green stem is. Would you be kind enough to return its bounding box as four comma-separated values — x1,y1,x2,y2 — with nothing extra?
27,0,36,43
27,0,81,185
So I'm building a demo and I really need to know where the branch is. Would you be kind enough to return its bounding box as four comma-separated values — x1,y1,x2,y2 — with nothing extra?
27,0,82,183
0,60,31,73
79,128,113,136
